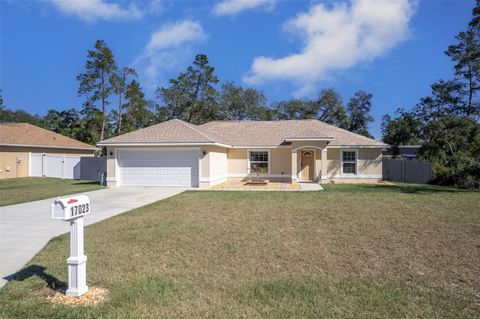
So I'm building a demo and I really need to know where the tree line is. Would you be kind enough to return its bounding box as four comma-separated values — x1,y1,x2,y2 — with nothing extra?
0,43,376,144
381,1,480,189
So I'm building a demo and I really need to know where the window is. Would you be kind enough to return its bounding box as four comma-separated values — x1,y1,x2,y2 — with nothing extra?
342,150,357,174
249,151,269,174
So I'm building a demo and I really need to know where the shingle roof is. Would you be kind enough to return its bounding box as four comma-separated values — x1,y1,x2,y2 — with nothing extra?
0,123,97,150
200,120,385,147
98,119,223,144
97,119,386,147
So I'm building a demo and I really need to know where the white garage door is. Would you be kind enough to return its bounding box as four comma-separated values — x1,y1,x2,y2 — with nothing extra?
117,149,199,187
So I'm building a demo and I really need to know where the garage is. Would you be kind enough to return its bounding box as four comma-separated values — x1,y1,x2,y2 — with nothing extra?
117,149,200,187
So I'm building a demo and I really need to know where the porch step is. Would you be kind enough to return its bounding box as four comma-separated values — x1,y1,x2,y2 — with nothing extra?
299,183,323,191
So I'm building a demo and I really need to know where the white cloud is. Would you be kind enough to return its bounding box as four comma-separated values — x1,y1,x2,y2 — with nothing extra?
145,20,207,53
244,0,415,96
134,20,208,85
213,0,276,16
49,0,162,22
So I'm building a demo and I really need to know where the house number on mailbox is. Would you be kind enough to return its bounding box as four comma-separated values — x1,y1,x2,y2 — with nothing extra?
70,204,89,217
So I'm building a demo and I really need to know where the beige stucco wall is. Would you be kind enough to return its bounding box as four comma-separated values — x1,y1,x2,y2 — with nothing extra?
270,148,291,176
106,147,117,187
358,148,383,175
227,148,247,175
327,148,342,177
327,148,383,182
200,145,227,187
0,145,94,180
0,146,29,179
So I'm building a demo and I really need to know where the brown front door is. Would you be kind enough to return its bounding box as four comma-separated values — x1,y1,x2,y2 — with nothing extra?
300,150,314,181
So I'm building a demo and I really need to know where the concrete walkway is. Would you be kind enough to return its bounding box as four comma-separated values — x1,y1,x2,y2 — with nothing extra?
0,187,186,288
299,183,324,191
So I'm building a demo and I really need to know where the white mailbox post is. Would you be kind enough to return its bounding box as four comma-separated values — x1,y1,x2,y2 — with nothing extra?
51,195,90,297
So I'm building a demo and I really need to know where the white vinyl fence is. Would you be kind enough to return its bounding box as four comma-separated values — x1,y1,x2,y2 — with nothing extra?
29,153,81,179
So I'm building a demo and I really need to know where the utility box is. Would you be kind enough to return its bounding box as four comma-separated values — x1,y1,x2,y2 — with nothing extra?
51,195,90,221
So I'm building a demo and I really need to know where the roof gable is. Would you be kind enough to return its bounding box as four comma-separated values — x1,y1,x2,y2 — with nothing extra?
285,128,334,141
98,119,221,144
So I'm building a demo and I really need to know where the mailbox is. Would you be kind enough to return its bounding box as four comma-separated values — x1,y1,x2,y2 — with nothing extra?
51,195,90,297
51,195,90,221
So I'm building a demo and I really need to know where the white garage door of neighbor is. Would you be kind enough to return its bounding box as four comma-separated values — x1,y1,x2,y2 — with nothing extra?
117,149,199,187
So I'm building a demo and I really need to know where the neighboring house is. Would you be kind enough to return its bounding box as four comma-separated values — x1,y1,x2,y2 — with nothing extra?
0,123,97,179
97,119,386,188
383,145,421,159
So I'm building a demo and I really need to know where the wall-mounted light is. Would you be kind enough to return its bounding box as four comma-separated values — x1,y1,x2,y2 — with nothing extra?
109,151,113,156
203,150,206,155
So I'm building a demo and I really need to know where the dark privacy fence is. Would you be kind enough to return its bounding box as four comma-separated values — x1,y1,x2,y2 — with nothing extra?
382,158,432,184
79,157,106,182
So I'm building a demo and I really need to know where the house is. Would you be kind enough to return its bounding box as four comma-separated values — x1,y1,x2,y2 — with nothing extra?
383,145,421,159
0,123,97,179
97,119,386,188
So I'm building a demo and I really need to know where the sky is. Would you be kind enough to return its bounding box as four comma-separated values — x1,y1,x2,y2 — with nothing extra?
0,0,476,139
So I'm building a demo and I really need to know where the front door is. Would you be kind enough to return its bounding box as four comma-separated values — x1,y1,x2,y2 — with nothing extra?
300,150,314,181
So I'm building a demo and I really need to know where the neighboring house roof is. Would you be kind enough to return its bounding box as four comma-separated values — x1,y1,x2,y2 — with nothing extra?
98,119,386,148
0,123,97,150
383,145,421,157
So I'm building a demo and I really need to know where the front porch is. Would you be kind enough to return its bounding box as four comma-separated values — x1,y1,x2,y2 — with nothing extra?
291,145,328,184
212,179,301,190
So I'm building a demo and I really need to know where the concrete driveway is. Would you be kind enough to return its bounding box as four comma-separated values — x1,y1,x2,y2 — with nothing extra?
0,187,186,288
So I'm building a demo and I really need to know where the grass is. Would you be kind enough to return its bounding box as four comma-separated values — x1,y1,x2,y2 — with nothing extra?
0,183,479,318
0,177,104,206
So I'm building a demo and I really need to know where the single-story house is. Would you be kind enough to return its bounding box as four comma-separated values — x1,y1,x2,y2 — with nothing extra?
97,119,386,188
0,123,97,179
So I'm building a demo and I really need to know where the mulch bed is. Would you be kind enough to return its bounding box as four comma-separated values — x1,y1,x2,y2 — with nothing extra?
46,287,109,307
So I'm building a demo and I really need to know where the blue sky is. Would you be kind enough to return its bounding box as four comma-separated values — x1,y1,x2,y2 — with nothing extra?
0,0,475,138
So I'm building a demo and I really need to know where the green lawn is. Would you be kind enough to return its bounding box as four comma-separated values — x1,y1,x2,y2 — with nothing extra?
0,177,104,206
0,184,479,318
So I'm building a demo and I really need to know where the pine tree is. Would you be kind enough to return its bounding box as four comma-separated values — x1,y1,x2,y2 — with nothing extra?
122,80,152,133
77,40,117,141
110,67,137,134
156,54,219,124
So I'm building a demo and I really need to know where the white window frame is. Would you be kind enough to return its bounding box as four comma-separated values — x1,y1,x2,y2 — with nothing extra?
247,149,271,175
341,149,358,175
